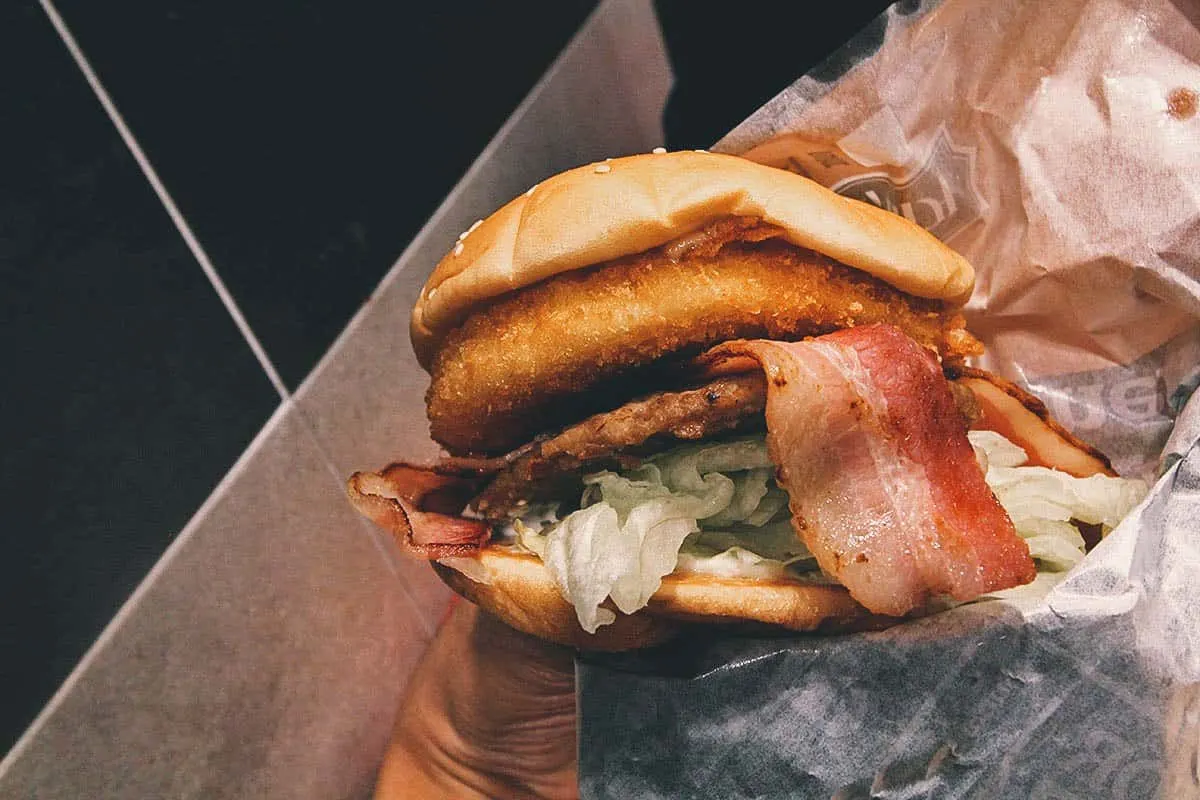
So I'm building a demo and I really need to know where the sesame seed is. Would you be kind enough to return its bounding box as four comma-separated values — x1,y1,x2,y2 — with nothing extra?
652,146,667,154
453,242,464,257
694,148,708,153
525,185,537,197
458,219,483,242
427,287,437,299
594,163,611,174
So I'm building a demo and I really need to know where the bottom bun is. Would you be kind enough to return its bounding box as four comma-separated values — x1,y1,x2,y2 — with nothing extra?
433,546,895,651
432,550,678,651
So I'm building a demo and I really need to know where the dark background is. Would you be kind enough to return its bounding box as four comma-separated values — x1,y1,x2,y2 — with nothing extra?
1,0,891,754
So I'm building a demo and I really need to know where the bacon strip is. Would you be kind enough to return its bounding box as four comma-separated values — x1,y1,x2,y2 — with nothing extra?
708,325,1035,616
345,464,488,558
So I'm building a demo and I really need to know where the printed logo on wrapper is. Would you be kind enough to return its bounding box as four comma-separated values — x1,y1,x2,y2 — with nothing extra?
830,128,986,243
1028,729,1161,800
742,126,987,244
1021,328,1200,478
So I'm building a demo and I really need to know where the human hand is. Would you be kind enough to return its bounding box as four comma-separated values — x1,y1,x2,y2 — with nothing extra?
374,599,578,799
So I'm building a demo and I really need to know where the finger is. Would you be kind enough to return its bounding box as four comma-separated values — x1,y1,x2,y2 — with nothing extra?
377,600,579,799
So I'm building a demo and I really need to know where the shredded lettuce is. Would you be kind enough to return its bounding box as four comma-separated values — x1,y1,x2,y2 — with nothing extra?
514,438,784,632
511,431,1148,632
968,430,1148,573
675,545,823,581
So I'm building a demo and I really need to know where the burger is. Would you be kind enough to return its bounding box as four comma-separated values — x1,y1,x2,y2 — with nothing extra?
348,151,1146,650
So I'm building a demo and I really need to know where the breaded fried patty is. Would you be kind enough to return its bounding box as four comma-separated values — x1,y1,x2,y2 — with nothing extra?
428,221,981,455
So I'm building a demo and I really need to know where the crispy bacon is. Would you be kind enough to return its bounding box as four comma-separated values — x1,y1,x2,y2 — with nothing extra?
345,465,488,558
708,325,1036,616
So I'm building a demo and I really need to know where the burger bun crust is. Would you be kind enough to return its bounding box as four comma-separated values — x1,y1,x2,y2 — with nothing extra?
434,546,887,651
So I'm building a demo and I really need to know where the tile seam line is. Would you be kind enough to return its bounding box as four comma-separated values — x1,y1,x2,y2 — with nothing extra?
39,0,290,402
294,408,442,640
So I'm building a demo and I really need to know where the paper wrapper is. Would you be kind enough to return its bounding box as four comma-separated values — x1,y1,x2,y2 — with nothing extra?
579,0,1200,796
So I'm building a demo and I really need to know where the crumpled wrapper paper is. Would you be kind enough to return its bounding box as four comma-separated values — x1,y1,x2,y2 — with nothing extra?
578,0,1200,796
